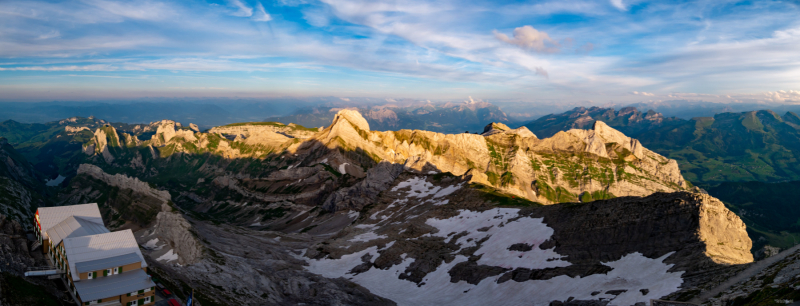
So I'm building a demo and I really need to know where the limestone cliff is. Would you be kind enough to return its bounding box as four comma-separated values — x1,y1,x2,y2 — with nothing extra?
74,110,689,212
309,109,687,206
78,164,171,202
208,122,318,141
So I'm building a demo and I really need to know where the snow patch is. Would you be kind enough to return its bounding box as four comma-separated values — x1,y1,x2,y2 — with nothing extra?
347,210,360,219
305,208,684,306
156,249,179,263
143,238,162,250
339,163,349,175
349,232,388,242
392,177,461,199
427,208,567,269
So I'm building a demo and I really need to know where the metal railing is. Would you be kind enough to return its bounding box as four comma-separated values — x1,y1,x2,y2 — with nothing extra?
24,266,63,277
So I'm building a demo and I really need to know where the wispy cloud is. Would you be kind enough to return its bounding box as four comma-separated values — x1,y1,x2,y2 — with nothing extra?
609,0,626,11
0,64,116,71
252,2,272,22
0,0,798,103
227,0,253,17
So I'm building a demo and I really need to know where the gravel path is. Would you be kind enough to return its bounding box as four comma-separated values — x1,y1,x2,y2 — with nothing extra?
690,243,800,303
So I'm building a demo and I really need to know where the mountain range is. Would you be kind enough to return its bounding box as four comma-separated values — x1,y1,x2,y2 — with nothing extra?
2,107,800,305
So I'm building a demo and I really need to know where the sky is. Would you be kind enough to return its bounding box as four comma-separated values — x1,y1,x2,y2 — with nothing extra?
0,0,799,104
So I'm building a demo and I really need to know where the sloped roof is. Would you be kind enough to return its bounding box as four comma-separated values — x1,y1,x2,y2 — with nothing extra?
75,253,141,274
37,203,103,236
45,216,109,247
63,229,147,281
73,268,155,302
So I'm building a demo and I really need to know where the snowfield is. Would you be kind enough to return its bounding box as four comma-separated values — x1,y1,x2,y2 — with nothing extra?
304,208,684,306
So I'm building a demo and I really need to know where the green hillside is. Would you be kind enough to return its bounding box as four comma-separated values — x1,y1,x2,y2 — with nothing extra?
526,108,800,184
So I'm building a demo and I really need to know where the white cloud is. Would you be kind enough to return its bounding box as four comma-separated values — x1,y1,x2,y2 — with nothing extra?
494,26,560,53
631,91,655,96
340,97,350,101
37,30,60,40
0,64,116,71
228,0,253,17
765,90,800,103
252,2,272,22
609,0,626,11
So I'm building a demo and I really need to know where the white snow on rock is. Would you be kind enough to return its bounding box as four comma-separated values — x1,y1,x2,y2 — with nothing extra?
391,177,460,199
348,210,360,219
433,183,463,198
143,238,162,250
156,249,180,263
339,163,349,175
426,208,567,269
304,208,684,306
349,232,388,242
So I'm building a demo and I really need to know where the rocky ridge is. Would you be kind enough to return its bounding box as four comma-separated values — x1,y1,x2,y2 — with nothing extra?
301,173,751,305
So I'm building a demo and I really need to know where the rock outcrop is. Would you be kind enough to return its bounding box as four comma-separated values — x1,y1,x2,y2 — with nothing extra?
322,162,405,212
309,109,687,206
78,164,171,202
149,203,203,265
208,122,318,140
0,214,36,275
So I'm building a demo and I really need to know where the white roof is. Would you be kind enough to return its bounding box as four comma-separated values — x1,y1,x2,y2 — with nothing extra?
63,229,147,281
38,203,103,237
46,216,109,247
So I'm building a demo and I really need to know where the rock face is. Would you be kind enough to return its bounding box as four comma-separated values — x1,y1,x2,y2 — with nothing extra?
65,126,89,133
754,245,781,261
78,164,171,202
148,204,203,265
0,214,36,275
303,173,752,306
0,139,40,228
208,122,318,140
322,162,405,212
308,109,687,206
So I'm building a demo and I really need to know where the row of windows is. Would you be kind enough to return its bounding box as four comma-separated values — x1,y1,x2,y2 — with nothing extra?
124,295,152,306
87,266,124,279
127,287,155,296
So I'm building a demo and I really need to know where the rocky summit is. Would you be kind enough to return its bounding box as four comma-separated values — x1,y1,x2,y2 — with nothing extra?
0,110,756,306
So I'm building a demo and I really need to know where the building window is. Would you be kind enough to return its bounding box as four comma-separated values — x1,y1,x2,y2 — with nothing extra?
144,296,152,304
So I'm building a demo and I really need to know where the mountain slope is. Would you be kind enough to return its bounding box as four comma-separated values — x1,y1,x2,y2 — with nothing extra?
303,174,750,305
0,137,46,228
69,109,688,230
526,107,800,184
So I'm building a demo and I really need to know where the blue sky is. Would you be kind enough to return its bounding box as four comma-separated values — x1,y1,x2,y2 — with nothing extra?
1,0,799,104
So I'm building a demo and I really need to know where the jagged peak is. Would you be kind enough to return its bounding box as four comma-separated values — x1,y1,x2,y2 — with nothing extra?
330,109,370,132
482,122,510,134
481,122,537,138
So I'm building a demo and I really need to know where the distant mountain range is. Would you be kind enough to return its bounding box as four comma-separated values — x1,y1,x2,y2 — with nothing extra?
267,101,513,134
525,107,800,184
